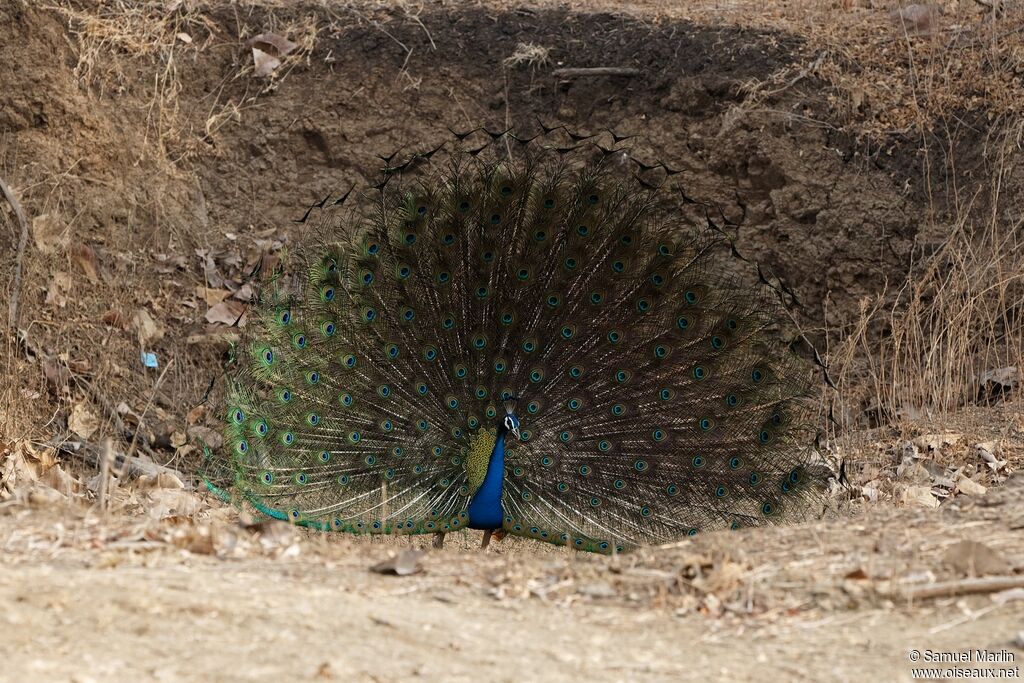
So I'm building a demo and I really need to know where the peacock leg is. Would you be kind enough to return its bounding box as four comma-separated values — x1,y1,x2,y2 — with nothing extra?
480,529,493,549
432,532,445,549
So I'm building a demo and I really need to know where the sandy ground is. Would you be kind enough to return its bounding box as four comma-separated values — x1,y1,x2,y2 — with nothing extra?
2,3,1023,681
2,474,1022,683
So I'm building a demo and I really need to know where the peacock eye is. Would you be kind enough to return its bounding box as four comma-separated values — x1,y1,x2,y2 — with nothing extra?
226,151,821,551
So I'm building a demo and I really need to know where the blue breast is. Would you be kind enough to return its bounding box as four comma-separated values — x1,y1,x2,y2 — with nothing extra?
467,430,506,529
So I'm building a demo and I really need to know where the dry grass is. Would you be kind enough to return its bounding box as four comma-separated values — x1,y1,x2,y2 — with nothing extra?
3,0,1022,465
50,0,322,159
504,42,553,69
50,1,216,155
828,117,1023,432
531,0,1024,139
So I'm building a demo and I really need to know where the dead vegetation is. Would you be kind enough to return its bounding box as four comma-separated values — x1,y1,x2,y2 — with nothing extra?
0,4,1021,651
1,1,1017,461
546,0,1024,139
0,5,1023,678
827,119,1023,426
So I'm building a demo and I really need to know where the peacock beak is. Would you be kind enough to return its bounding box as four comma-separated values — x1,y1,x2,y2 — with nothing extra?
510,425,522,440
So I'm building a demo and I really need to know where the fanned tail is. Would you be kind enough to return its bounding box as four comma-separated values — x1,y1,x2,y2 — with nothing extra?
202,125,830,552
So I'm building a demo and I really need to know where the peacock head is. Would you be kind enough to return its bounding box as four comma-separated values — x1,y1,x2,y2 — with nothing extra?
502,412,522,441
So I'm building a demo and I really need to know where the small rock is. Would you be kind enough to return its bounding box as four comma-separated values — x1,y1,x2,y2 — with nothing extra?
897,461,933,485
976,442,1007,473
912,432,962,456
944,540,1010,577
955,476,987,496
371,549,426,576
889,3,939,35
578,581,617,599
902,485,940,509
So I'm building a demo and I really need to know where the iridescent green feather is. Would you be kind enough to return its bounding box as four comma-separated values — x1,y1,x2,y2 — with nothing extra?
205,129,826,551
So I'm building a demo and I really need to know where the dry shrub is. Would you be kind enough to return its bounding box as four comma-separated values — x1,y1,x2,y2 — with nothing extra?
49,1,217,155
830,117,1023,428
504,42,553,69
567,0,1024,141
50,0,320,157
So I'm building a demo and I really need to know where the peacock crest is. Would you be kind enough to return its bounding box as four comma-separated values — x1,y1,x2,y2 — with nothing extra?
204,126,827,553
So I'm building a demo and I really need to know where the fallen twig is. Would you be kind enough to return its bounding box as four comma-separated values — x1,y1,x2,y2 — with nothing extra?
52,437,192,487
552,67,640,78
0,174,30,330
902,575,1024,601
124,359,173,464
97,437,113,512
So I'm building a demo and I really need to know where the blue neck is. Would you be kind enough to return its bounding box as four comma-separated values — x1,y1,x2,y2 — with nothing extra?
467,428,507,530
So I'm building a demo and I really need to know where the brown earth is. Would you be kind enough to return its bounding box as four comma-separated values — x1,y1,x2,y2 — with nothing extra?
1,1,1023,681
3,1,1020,430
0,1,927,419
2,455,1023,682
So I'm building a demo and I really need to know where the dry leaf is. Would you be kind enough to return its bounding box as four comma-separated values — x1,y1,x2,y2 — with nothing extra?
186,404,206,425
149,489,201,519
32,213,66,253
68,357,92,374
232,282,254,301
29,486,66,506
69,402,100,439
250,32,298,56
24,443,57,473
156,471,186,489
137,471,186,490
912,433,962,455
252,48,281,77
101,309,129,329
1,448,35,495
976,442,1007,473
956,475,987,496
70,243,100,282
42,464,83,497
198,287,231,306
153,253,187,274
45,271,73,308
205,299,246,325
133,308,165,346
861,481,881,503
176,32,192,44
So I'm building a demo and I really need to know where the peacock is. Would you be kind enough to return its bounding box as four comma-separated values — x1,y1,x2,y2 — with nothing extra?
204,128,825,554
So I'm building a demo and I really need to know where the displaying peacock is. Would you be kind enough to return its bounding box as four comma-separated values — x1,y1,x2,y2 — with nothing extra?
204,128,826,554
